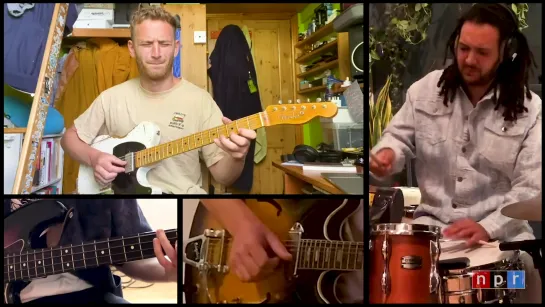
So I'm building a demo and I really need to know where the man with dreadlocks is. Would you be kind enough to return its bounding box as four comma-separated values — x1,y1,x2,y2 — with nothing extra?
370,3,541,303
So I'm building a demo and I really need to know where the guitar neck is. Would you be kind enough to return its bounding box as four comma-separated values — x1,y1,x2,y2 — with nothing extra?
290,239,363,271
4,229,177,283
207,238,363,272
136,113,267,168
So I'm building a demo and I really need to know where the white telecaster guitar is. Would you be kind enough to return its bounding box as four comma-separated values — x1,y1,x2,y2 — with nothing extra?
77,102,338,194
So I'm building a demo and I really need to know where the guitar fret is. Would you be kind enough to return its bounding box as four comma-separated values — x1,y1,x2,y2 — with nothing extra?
24,251,30,280
72,244,85,270
122,237,128,262
138,235,144,259
109,236,126,264
346,242,351,270
107,239,113,264
32,252,38,279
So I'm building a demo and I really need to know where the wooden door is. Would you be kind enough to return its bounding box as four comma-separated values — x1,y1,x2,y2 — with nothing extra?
207,18,298,194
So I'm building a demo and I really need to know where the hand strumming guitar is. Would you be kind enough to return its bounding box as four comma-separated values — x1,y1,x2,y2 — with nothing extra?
89,151,127,186
229,219,292,283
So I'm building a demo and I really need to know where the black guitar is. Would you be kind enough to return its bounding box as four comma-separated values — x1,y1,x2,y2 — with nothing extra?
3,200,177,304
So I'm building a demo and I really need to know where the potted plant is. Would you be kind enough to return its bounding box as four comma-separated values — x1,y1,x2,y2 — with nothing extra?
369,74,393,149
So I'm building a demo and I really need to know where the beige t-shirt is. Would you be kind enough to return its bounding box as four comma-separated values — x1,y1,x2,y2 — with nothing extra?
73,78,227,194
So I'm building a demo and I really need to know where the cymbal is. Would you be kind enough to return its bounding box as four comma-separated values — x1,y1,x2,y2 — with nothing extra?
501,194,542,222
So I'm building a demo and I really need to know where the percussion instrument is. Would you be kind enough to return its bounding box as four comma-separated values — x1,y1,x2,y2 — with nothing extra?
369,223,442,303
500,194,542,222
439,241,522,304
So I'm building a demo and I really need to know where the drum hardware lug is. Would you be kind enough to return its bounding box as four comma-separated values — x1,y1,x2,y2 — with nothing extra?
429,238,440,294
381,233,391,299
369,239,373,251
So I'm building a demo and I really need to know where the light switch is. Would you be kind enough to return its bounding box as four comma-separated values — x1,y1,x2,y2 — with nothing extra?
194,31,206,44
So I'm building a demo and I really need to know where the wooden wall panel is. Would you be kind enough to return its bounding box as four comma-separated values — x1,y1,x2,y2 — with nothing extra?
164,4,211,193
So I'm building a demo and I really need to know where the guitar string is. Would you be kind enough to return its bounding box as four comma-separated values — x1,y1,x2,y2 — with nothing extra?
113,115,264,161
4,247,170,279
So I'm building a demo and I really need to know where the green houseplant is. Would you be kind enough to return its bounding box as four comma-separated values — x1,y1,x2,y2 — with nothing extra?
369,75,393,149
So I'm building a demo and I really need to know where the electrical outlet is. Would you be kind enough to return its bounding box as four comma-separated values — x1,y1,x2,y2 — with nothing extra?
194,31,206,44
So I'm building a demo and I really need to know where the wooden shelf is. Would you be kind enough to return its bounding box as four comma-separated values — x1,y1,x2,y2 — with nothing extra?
298,85,327,94
4,127,27,134
67,28,131,39
296,40,338,64
297,60,339,78
4,128,64,138
295,21,336,49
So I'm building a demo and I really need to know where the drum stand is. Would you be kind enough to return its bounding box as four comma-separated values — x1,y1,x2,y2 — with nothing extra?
499,239,542,281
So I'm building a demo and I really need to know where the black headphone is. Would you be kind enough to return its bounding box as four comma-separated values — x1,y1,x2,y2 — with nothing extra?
497,3,519,63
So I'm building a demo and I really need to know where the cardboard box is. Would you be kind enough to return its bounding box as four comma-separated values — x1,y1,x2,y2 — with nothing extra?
78,8,115,22
74,19,113,29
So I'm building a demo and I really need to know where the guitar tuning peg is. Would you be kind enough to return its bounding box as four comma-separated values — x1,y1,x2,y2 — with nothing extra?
296,99,301,104
288,99,293,104
306,98,311,103
316,98,322,102
278,100,283,104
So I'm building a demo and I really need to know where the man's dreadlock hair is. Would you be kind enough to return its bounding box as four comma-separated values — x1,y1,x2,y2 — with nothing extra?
437,3,536,122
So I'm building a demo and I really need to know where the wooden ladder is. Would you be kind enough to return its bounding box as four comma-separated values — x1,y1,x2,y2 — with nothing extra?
11,3,70,194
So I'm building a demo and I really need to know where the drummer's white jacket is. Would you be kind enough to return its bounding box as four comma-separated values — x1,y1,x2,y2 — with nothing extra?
372,69,541,241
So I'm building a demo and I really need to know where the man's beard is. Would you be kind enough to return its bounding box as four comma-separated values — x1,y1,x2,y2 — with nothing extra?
458,61,499,87
136,56,174,81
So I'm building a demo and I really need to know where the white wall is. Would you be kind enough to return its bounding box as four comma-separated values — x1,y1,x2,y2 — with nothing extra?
137,199,178,230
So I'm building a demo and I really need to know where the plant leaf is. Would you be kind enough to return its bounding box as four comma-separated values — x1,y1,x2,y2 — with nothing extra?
511,4,518,14
415,3,421,12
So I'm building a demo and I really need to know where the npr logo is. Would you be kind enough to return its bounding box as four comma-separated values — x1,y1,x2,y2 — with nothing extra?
472,271,525,289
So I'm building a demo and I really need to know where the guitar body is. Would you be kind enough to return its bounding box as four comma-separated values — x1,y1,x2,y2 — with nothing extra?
4,200,71,304
293,199,362,304
77,122,163,195
184,199,362,304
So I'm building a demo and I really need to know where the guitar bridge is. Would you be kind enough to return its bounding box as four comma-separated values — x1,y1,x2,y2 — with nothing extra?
183,229,229,273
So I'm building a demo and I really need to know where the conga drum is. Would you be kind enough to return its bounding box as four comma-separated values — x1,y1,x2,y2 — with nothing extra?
370,223,442,304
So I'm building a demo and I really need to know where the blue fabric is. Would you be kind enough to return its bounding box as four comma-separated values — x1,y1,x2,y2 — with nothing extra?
4,95,65,135
173,29,181,78
4,3,79,93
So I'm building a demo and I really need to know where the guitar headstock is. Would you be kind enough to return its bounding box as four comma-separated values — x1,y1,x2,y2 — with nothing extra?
263,102,338,126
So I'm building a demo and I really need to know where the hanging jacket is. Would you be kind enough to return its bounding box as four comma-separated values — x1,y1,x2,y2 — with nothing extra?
4,3,79,94
208,25,263,192
240,25,268,165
